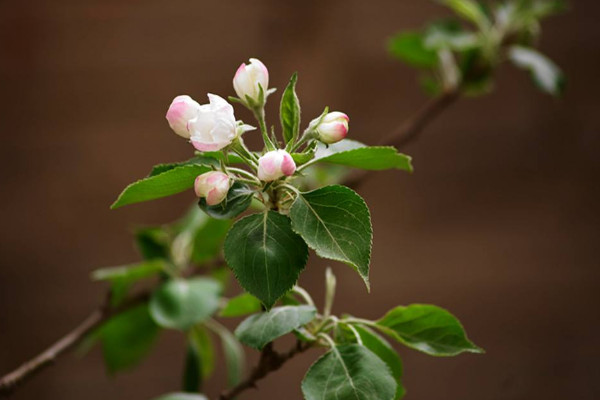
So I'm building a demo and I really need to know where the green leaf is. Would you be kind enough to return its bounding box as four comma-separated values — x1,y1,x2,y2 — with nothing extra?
439,0,490,28
207,321,245,387
149,156,220,177
182,326,215,392
235,305,317,350
99,305,160,374
220,293,262,318
191,218,231,264
301,344,397,400
290,185,372,288
354,325,405,399
314,141,413,172
111,164,210,209
375,304,484,356
198,182,254,220
182,344,201,392
224,211,308,309
92,260,165,306
149,278,222,331
135,226,171,261
388,32,438,68
508,45,564,95
280,72,301,144
424,19,480,51
91,260,164,282
153,394,208,400
530,0,567,19
199,151,245,165
291,151,315,166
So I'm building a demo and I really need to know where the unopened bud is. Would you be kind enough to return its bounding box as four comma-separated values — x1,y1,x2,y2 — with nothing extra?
313,112,349,144
194,171,231,206
257,150,296,182
233,58,269,107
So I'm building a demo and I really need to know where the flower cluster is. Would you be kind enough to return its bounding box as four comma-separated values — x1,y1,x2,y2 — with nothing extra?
165,58,350,207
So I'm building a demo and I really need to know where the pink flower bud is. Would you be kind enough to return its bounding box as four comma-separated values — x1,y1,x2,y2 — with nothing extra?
233,58,269,106
166,95,201,139
194,171,231,206
257,150,296,182
188,94,238,151
314,112,349,144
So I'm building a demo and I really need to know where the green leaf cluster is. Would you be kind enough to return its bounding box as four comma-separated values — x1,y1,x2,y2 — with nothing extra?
388,0,566,96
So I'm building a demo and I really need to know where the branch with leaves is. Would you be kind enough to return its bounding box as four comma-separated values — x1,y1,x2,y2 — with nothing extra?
0,1,565,399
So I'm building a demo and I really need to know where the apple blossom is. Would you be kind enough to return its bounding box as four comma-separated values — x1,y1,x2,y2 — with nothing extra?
257,150,296,181
188,94,238,151
194,171,231,206
165,95,201,139
313,111,349,144
233,58,269,107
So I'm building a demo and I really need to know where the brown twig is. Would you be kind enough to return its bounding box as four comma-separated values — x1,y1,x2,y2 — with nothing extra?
344,89,460,189
0,291,150,397
219,341,311,400
0,257,224,397
0,90,459,398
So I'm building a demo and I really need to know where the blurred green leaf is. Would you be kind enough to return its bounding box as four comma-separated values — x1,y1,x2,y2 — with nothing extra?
375,304,483,356
419,74,443,96
508,45,564,95
224,211,308,309
135,226,171,261
99,305,160,374
111,165,210,209
153,394,208,400
92,260,165,306
235,305,317,350
438,0,490,29
301,344,397,400
388,32,438,68
280,72,301,144
191,218,231,264
198,182,253,220
220,293,262,318
182,326,215,392
182,343,201,392
206,321,245,387
149,278,222,331
92,260,165,282
290,185,372,290
424,20,480,51
529,0,567,18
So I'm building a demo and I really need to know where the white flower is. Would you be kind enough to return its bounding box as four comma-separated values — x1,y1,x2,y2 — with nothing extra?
313,112,349,144
165,95,201,139
233,58,269,106
194,171,231,205
257,150,296,181
188,94,238,151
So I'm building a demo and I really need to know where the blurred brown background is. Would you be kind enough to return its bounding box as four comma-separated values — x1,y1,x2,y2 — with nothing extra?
1,0,599,399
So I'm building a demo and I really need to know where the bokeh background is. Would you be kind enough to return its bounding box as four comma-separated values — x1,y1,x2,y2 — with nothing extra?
1,1,599,399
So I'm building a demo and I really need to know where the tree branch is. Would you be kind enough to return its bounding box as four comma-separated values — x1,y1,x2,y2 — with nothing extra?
344,89,460,189
0,90,459,397
0,291,150,397
219,341,311,400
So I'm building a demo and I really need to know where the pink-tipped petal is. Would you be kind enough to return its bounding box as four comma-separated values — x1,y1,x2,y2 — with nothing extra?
281,153,296,176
